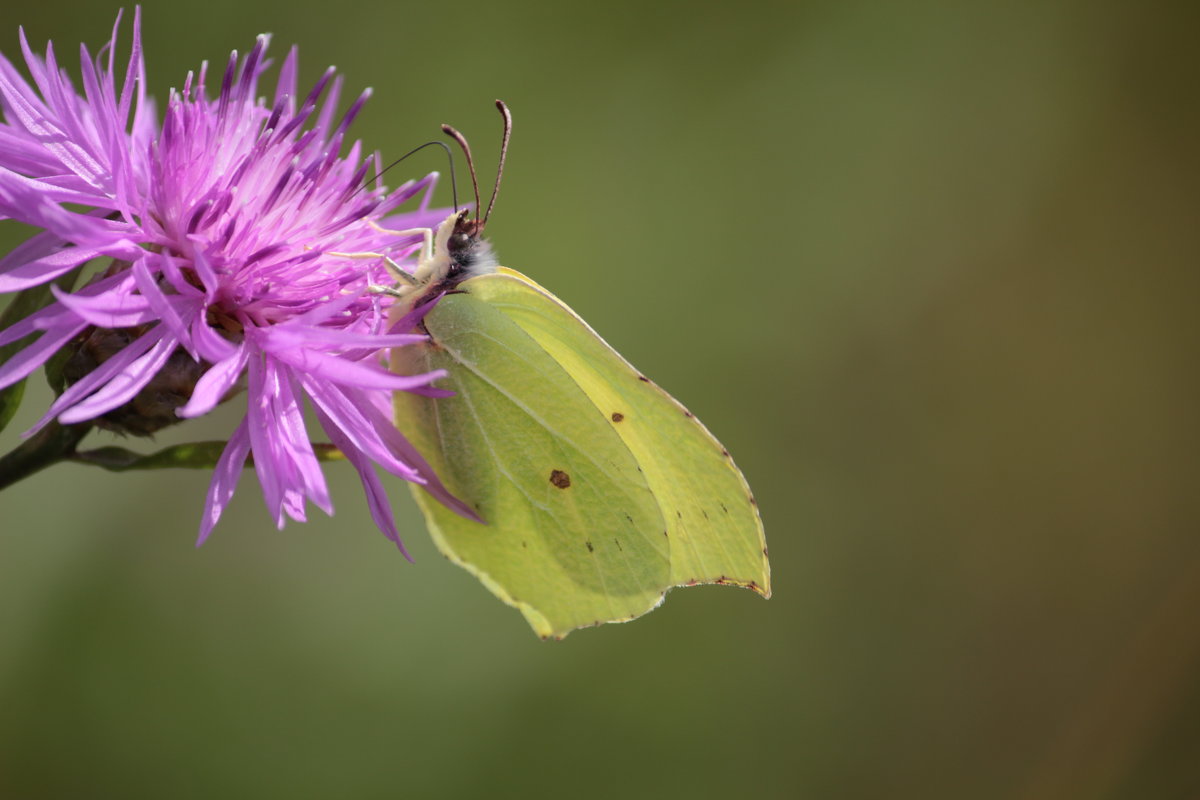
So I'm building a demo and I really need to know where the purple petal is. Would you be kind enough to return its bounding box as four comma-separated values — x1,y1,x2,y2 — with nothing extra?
314,402,411,559
0,269,131,344
0,228,71,277
190,314,239,363
303,376,480,526
388,292,442,335
242,356,329,527
0,59,105,189
299,377,418,480
58,327,179,424
276,364,332,515
197,419,252,545
154,250,205,299
50,279,156,328
266,325,427,351
283,288,366,326
243,354,286,526
28,323,165,432
132,257,200,358
264,336,446,391
358,386,483,523
0,244,102,292
273,46,298,112
0,316,87,391
178,344,248,418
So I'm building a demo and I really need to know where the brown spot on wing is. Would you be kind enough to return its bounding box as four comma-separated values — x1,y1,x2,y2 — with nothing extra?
549,469,571,489
611,412,624,422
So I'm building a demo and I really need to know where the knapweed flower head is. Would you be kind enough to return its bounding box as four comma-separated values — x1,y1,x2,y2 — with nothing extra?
0,9,473,552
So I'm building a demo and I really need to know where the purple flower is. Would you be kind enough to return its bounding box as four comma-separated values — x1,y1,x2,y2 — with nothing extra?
0,9,473,553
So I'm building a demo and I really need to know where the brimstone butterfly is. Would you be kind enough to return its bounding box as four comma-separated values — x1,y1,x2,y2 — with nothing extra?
389,102,770,638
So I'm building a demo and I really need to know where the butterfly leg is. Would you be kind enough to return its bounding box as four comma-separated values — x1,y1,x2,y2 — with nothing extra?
321,248,418,296
368,221,434,265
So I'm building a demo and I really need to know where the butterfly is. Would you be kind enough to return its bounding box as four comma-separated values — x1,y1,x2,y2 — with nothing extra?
388,102,769,638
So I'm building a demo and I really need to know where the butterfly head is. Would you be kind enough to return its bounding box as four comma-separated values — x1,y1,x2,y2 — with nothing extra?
433,100,511,285
395,101,511,308
447,210,485,258
442,208,496,282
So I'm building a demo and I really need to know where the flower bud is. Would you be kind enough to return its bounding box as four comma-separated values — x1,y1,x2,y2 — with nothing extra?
60,326,210,436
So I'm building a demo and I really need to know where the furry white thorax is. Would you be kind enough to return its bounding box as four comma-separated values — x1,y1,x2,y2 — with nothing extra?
412,212,498,286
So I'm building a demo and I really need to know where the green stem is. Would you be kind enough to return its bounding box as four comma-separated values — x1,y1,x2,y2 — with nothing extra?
0,421,92,491
67,441,344,472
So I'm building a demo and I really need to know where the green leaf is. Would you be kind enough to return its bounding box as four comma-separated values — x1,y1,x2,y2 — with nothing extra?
0,375,23,436
393,268,769,639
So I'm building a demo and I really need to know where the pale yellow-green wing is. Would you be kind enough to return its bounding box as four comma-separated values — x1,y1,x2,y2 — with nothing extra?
393,267,769,638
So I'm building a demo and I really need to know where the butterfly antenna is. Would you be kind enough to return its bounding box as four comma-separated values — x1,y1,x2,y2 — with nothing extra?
351,140,458,209
482,100,513,228
442,123,480,223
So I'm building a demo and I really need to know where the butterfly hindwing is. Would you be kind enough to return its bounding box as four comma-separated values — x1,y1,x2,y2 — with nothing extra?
393,287,671,637
393,268,769,638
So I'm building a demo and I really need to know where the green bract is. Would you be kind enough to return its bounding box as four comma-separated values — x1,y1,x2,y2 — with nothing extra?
393,267,770,638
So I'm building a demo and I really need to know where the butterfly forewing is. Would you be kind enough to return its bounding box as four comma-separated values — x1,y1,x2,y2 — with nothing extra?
469,269,770,598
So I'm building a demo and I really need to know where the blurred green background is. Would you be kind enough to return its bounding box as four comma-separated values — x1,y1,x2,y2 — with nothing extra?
1,0,1196,797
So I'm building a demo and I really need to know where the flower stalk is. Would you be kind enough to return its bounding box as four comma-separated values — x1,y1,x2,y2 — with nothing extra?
0,420,92,491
